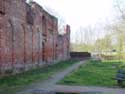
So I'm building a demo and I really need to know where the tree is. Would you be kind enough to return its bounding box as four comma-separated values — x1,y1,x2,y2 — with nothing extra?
111,21,125,60
114,0,125,20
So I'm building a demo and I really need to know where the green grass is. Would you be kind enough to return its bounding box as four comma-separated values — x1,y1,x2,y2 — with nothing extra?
59,59,125,87
0,60,78,94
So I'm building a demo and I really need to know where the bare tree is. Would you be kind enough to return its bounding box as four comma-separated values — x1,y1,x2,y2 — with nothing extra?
114,0,125,20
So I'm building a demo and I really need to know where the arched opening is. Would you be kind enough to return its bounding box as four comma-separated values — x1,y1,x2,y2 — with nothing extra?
42,16,46,62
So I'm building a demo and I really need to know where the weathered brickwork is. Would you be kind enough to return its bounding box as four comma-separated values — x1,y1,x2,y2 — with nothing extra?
57,25,70,61
0,0,70,75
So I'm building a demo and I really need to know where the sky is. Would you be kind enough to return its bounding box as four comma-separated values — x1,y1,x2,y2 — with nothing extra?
29,0,116,43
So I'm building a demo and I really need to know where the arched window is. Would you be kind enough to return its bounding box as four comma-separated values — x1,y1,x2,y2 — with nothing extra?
42,16,46,33
26,4,34,25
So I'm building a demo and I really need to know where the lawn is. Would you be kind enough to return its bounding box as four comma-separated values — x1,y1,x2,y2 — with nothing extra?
59,59,125,87
0,59,78,94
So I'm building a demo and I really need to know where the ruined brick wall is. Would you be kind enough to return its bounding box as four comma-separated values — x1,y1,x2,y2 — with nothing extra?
0,0,27,74
57,25,71,61
31,2,59,64
0,0,70,75
57,35,64,60
65,25,71,59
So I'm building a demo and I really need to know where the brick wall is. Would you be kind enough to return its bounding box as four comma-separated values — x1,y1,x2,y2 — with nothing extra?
57,25,70,61
0,0,70,75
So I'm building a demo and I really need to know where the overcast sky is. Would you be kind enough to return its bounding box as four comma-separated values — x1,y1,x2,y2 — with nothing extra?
30,0,116,43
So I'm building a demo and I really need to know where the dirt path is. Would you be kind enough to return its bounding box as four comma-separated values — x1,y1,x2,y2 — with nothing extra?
17,60,125,94
17,61,86,94
51,85,125,94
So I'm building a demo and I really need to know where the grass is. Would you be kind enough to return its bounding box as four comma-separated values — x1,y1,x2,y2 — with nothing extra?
59,59,125,87
0,59,78,94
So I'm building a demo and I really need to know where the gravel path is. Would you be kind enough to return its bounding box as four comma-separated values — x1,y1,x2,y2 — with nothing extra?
17,61,86,94
17,60,125,94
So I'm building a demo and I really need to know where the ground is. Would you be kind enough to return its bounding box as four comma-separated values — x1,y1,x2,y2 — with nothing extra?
0,60,78,94
59,60,125,87
0,59,125,94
